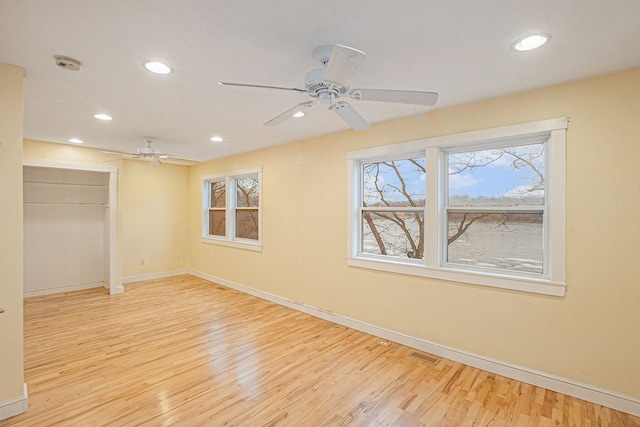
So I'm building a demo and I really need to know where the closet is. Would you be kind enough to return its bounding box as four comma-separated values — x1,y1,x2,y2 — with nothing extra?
23,164,120,296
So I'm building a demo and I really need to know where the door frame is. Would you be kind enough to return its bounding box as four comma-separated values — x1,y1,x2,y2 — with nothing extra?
22,159,122,295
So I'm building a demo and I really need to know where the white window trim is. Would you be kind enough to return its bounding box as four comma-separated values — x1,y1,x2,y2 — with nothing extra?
347,118,567,296
201,167,263,252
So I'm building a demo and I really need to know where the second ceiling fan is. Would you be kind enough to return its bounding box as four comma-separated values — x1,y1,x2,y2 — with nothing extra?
219,44,438,131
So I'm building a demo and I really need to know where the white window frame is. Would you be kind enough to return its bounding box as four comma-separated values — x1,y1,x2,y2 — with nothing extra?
202,167,262,251
347,118,567,296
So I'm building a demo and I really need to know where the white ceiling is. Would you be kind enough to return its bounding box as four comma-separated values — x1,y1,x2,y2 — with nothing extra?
2,0,640,162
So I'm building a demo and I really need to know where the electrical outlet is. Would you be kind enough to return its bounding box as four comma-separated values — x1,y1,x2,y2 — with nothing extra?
140,258,144,265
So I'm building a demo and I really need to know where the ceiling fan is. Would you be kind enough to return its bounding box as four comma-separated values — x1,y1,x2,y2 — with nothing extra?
219,44,438,131
101,137,197,167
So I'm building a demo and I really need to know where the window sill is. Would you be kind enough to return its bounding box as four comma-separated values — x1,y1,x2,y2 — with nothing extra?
347,257,566,297
201,236,262,252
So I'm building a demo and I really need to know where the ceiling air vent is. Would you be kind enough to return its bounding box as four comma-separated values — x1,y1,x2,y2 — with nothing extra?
54,55,81,71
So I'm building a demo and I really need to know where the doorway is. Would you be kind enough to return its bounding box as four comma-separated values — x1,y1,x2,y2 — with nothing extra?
22,160,121,295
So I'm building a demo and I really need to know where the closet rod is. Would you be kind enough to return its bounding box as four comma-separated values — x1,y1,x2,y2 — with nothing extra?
23,180,108,187
24,202,108,207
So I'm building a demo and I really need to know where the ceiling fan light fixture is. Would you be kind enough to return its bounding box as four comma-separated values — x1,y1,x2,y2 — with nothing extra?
219,44,438,131
94,113,113,121
144,61,173,74
512,33,551,51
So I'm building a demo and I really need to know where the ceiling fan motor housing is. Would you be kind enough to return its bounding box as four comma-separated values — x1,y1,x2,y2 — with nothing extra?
137,147,158,155
305,67,348,102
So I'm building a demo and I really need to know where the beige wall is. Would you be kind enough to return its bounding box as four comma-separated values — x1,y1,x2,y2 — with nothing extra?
0,63,25,402
11,66,640,402
189,68,640,399
23,139,123,165
120,159,189,277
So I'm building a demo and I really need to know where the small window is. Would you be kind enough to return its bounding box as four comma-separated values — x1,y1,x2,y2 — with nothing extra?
360,156,426,260
208,180,226,237
235,176,259,240
202,168,262,251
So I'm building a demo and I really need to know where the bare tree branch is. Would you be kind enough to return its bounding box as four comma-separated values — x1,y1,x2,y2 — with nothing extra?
447,213,492,245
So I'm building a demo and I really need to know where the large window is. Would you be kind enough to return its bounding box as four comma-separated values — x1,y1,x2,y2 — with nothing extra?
348,118,566,296
202,168,262,251
445,142,545,274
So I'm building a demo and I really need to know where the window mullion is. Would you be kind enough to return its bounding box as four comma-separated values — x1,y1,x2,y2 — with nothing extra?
425,147,439,268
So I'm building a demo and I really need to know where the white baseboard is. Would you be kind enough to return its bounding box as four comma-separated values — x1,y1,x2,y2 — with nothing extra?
24,281,104,297
0,384,28,421
122,269,190,284
108,285,124,295
190,269,640,417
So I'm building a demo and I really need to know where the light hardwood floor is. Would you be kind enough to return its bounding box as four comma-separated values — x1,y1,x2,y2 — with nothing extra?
2,274,638,426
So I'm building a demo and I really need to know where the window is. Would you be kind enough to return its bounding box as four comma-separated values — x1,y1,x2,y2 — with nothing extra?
202,168,262,251
348,118,566,296
445,142,545,274
360,156,426,261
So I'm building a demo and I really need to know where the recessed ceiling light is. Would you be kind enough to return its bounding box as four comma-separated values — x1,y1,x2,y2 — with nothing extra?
512,33,551,51
144,61,173,74
68,138,83,144
210,136,224,142
292,111,305,118
94,113,113,121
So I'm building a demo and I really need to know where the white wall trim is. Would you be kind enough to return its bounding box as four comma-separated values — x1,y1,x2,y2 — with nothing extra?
23,158,117,173
189,269,640,417
0,384,28,422
122,269,191,284
24,281,104,298
109,284,124,295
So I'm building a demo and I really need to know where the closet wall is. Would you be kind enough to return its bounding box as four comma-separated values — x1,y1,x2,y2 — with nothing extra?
23,166,109,296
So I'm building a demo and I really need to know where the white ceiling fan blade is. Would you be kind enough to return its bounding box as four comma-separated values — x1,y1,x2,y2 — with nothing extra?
218,81,306,93
349,89,438,106
164,157,199,165
264,101,316,126
101,149,134,156
323,45,366,88
330,101,370,131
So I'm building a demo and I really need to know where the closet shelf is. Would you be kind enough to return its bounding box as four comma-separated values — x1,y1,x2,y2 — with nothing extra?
24,202,108,207
24,180,108,187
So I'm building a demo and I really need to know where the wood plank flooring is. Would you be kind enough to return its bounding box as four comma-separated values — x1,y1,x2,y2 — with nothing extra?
2,274,639,426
